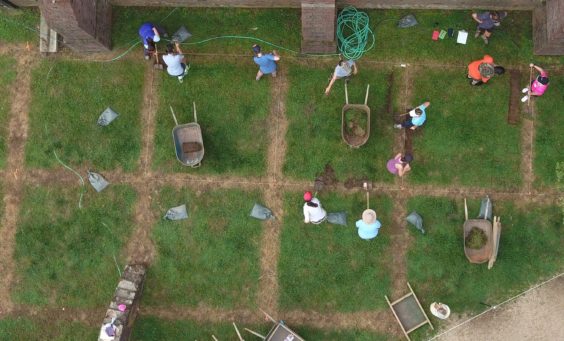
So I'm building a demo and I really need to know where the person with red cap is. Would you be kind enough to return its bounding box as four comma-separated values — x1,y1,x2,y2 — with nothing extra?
303,191,327,224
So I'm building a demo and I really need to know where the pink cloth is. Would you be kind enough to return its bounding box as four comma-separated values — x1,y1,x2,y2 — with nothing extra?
387,158,400,174
531,71,549,96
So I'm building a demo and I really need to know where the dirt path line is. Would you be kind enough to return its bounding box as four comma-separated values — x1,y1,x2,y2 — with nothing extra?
389,195,411,299
8,305,103,325
140,65,157,174
0,55,34,316
521,118,535,195
22,165,561,203
124,65,160,265
280,310,400,335
23,168,560,205
257,69,290,314
141,305,400,335
142,306,261,324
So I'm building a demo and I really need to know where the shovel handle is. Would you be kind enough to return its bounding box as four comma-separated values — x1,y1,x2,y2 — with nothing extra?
364,84,370,106
170,106,178,125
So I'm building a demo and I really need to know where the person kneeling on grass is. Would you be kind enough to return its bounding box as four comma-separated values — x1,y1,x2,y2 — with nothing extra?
325,58,358,95
386,153,413,177
394,102,430,130
356,209,381,240
521,63,550,102
163,42,190,83
303,191,327,224
252,44,280,81
467,55,505,86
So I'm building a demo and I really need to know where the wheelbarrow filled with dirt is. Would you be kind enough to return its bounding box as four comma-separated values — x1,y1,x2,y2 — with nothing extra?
170,103,204,168
342,83,370,148
463,197,502,269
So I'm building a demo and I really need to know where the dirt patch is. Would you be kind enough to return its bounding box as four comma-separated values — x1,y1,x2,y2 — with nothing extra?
344,177,371,189
404,128,414,156
314,163,337,192
386,71,395,118
508,69,522,125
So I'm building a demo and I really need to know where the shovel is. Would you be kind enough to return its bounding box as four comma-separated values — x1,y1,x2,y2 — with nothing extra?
153,44,164,71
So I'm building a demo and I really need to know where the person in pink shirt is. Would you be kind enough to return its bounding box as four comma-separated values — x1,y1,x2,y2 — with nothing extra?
521,64,550,102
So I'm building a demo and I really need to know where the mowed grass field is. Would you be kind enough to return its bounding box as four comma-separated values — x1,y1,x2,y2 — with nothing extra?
0,6,561,340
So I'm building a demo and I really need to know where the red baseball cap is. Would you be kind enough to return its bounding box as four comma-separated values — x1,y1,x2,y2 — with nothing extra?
303,191,313,201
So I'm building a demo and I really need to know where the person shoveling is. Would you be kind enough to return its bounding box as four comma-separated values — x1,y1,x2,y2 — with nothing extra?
138,22,167,60
163,42,190,83
303,191,327,224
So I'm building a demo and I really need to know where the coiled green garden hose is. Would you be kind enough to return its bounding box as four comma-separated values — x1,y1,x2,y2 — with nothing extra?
336,7,375,60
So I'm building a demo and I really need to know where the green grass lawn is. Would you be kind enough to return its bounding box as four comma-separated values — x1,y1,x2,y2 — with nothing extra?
25,60,144,171
12,185,137,308
406,196,563,316
153,61,270,175
364,10,563,66
112,7,300,53
144,187,263,309
111,8,564,66
407,68,521,189
131,315,395,340
279,191,392,312
534,73,564,188
284,64,394,182
0,317,97,341
0,56,16,168
0,8,39,43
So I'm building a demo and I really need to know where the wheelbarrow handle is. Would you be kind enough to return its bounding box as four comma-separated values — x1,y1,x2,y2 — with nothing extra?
170,105,179,126
193,101,197,123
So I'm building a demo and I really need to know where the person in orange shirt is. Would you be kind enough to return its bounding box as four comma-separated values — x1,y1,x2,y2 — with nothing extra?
467,55,494,85
467,55,504,86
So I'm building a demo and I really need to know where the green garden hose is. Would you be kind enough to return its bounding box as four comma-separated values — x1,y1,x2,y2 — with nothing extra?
336,7,375,60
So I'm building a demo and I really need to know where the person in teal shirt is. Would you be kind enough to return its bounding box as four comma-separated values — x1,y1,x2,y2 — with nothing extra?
356,209,381,240
394,101,430,130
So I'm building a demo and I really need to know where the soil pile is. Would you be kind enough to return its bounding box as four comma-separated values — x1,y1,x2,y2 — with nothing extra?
465,227,488,249
344,109,368,137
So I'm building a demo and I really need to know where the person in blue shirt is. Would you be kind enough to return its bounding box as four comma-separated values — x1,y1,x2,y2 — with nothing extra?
394,101,430,130
356,209,381,240
325,58,358,95
252,44,280,81
138,22,166,59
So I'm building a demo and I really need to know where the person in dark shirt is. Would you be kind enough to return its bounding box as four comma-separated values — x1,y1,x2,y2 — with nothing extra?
471,11,507,45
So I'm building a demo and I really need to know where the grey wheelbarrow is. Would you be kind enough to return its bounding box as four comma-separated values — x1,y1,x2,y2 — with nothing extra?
170,102,204,168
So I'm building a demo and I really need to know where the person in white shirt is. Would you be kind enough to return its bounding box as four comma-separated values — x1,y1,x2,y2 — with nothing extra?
303,191,327,224
162,42,190,83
